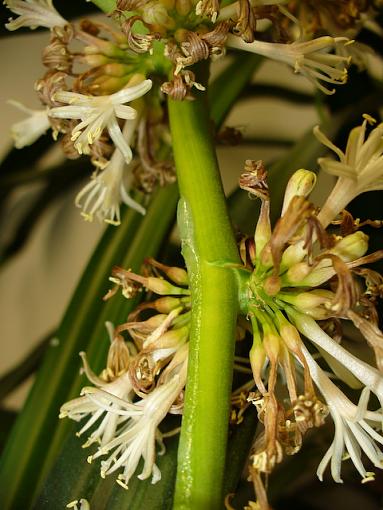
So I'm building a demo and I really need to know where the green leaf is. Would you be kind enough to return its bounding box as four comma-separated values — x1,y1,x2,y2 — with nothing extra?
0,197,145,508
0,331,52,402
0,410,17,454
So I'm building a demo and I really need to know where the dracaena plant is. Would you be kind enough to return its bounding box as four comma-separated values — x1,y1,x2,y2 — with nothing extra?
1,0,383,509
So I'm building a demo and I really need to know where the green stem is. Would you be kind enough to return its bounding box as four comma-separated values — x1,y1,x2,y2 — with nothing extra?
169,81,241,508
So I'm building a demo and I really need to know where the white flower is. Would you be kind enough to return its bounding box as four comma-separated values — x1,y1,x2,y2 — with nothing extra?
59,352,135,448
226,34,350,94
8,100,51,149
75,120,146,225
302,346,383,483
315,116,383,227
288,309,383,408
49,79,152,163
66,499,90,510
87,360,187,487
4,0,67,31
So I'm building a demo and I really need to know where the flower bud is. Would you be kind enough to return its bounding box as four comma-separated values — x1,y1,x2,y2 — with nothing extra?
260,244,273,268
153,325,189,349
146,258,189,286
330,231,368,262
147,314,169,327
176,0,192,15
280,241,307,270
163,267,188,286
249,339,266,391
82,54,111,67
101,63,131,77
284,261,312,284
145,277,190,295
281,289,334,311
298,260,335,287
284,255,339,288
90,75,131,95
153,296,184,313
122,314,168,339
279,321,302,354
263,275,281,296
263,330,280,363
84,40,126,59
282,169,317,216
255,201,271,260
143,2,175,28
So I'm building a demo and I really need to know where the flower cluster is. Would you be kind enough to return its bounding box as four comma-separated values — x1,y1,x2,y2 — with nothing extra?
6,0,381,227
60,258,191,488
6,0,383,230
58,117,383,503
235,130,383,507
7,0,374,226
5,3,174,224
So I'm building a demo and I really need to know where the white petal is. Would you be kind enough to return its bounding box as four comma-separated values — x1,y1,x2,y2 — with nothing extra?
111,80,152,105
107,117,133,163
8,101,51,148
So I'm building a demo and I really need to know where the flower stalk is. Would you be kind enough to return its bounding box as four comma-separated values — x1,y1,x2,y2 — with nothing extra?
168,73,241,509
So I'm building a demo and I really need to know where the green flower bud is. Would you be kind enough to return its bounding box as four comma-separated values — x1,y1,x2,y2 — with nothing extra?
153,296,184,313
145,277,190,295
153,325,189,349
279,289,334,310
331,231,368,262
282,169,317,216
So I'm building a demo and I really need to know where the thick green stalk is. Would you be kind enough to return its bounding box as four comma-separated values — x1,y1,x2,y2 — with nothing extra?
169,86,241,508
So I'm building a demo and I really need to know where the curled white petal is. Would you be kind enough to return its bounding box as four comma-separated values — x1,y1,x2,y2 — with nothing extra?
49,79,152,162
60,357,134,447
5,0,67,31
92,361,187,487
8,100,51,148
226,34,350,94
75,119,146,225
315,118,383,227
302,346,383,483
289,309,383,403
66,499,90,510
